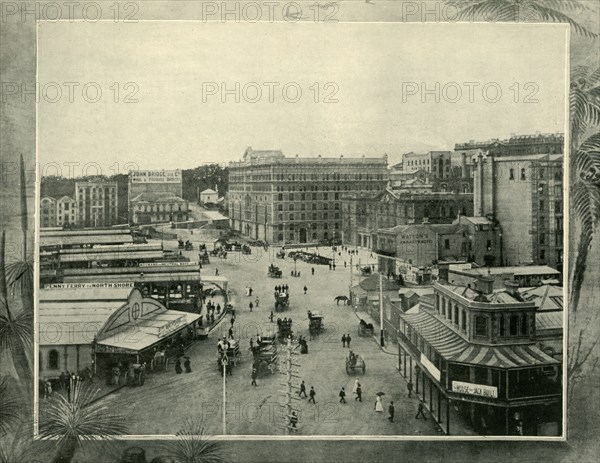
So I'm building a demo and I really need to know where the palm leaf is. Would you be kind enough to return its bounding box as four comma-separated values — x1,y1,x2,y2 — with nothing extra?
5,260,34,297
39,382,128,454
0,231,10,320
158,419,226,463
529,3,599,38
0,377,20,436
0,310,34,350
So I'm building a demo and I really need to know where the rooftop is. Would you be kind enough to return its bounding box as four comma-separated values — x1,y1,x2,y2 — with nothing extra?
448,265,560,277
131,192,187,203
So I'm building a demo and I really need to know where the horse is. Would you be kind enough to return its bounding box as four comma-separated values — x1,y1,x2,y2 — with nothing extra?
334,295,350,305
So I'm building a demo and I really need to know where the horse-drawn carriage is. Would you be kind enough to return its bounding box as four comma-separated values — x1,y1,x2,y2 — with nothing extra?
345,351,366,375
277,318,293,343
268,264,283,278
358,319,375,337
241,244,251,255
308,310,324,338
199,251,210,264
276,249,286,259
252,335,278,378
360,266,372,276
274,291,289,311
178,239,193,251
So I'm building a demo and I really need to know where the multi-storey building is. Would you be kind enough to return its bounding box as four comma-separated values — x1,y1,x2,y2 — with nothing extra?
341,188,474,249
228,148,389,244
40,196,77,228
398,279,562,436
130,192,189,225
128,170,183,223
402,151,452,177
454,132,564,157
473,152,564,271
75,181,119,228
40,197,57,228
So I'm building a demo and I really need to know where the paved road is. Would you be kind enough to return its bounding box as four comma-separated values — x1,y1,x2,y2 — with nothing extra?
100,232,440,436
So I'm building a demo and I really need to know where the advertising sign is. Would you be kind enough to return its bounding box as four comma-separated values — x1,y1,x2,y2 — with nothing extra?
157,316,187,338
139,262,197,268
452,380,498,399
45,282,134,289
130,170,182,183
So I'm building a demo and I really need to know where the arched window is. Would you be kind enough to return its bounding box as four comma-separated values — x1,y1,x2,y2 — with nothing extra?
48,349,60,370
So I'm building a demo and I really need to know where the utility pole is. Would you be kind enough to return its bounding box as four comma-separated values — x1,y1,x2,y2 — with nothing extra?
222,355,228,435
278,337,301,434
379,272,385,348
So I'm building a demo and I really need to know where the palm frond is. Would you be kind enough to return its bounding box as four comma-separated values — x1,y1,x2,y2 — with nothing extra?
159,419,227,463
39,382,128,452
0,419,46,463
0,231,10,320
5,261,34,296
529,3,599,38
0,310,34,350
589,67,600,87
541,0,593,13
0,377,20,436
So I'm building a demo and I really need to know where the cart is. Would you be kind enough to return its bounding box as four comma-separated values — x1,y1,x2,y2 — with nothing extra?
274,292,289,311
345,352,366,375
268,264,283,278
252,335,278,377
358,319,374,337
308,311,324,338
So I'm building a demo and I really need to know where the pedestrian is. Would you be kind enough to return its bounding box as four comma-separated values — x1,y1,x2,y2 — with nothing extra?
303,285,307,295
328,263,332,271
415,400,427,420
341,334,347,348
407,379,413,398
344,261,347,268
356,383,362,402
346,334,352,348
308,386,316,404
299,380,307,398
249,301,254,312
184,357,191,373
249,287,253,296
352,377,359,394
311,267,315,275
251,367,258,386
339,387,346,404
175,358,182,374
215,268,219,276
255,296,259,307
249,338,254,351
228,327,234,340
333,263,336,270
270,311,274,323
374,396,383,412
231,316,235,327
388,401,395,422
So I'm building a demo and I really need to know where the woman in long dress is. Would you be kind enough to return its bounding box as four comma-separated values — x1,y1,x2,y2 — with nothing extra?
374,396,384,412
352,378,360,395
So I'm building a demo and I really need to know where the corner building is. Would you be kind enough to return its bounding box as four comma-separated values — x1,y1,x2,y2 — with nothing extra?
228,148,388,244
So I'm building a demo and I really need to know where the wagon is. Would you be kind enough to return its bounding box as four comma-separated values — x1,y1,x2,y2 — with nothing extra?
276,250,286,259
358,319,374,337
277,318,293,343
274,292,289,311
345,352,366,375
268,264,283,278
360,266,372,276
252,335,278,377
308,311,324,338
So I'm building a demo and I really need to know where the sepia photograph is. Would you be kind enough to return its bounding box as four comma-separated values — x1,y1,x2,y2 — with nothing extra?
1,1,599,462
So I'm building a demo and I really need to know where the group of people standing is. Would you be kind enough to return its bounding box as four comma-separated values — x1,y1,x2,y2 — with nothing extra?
203,300,221,325
341,334,353,348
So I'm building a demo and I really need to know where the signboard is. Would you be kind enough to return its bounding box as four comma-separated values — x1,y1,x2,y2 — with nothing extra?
130,170,181,184
449,263,473,271
95,343,137,355
139,262,198,268
420,354,441,381
45,282,134,289
452,380,498,399
157,316,187,338
397,233,434,245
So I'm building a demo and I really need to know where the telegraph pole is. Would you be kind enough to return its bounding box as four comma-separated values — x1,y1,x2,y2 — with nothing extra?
278,337,301,434
222,355,228,435
379,272,385,348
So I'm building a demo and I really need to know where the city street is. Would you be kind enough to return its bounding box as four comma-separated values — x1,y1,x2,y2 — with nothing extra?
99,230,441,436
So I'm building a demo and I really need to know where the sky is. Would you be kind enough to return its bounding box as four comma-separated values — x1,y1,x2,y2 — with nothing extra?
37,21,568,176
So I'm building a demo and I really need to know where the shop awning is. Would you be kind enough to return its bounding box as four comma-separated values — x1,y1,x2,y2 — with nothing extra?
401,309,559,369
95,310,200,353
59,250,164,263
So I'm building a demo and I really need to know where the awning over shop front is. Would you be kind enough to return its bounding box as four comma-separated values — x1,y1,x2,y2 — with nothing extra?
401,309,559,369
94,288,200,354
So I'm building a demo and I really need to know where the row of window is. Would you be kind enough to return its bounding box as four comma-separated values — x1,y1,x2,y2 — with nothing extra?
278,222,339,231
508,168,563,181
277,203,340,212
277,213,340,222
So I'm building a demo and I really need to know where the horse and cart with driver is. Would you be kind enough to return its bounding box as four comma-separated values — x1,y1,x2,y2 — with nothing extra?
358,319,375,337
268,264,283,278
307,310,324,339
345,350,366,375
251,335,279,378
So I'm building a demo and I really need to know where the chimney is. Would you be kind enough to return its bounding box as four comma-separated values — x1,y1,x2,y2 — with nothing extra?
475,276,494,295
504,279,519,296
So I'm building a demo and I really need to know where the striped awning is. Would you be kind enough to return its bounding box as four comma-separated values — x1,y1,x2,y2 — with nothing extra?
401,311,559,369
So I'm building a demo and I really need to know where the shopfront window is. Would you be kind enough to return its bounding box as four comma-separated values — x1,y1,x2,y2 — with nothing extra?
48,349,60,370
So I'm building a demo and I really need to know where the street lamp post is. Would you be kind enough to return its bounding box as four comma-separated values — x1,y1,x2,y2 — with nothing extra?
222,355,228,435
379,272,385,348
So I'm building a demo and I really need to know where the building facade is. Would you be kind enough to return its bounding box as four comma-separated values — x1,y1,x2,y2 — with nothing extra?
128,170,183,223
455,133,564,157
473,152,564,271
130,193,190,225
397,280,562,436
40,196,77,228
402,151,452,177
228,148,389,244
341,188,474,249
200,188,218,205
41,197,57,228
75,181,119,228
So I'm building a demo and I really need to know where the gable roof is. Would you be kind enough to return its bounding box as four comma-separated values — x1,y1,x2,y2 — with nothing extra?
359,274,402,292
201,189,217,195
